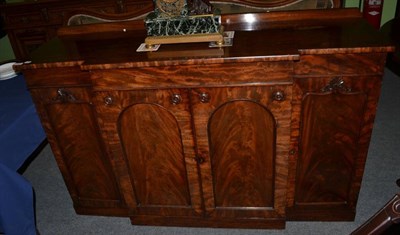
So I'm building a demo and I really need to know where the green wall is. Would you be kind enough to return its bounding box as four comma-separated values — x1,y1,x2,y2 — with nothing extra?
1,0,17,62
345,0,397,26
1,0,28,62
0,35,15,63
379,0,397,26
345,0,361,7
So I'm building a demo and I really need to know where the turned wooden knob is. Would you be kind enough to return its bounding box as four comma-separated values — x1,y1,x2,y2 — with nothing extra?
170,94,182,105
104,96,113,105
272,90,285,101
199,92,210,103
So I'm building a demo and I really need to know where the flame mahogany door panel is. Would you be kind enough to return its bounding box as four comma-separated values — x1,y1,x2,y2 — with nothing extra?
29,86,127,216
191,86,292,222
93,89,202,217
286,53,387,221
296,87,367,205
287,73,384,220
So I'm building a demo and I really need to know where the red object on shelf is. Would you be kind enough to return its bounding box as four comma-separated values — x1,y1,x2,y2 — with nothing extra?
363,0,384,29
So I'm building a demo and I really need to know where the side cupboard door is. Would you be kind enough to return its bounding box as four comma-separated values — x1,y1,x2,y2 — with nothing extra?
191,85,292,222
288,75,382,220
93,88,202,217
29,86,125,215
287,53,387,221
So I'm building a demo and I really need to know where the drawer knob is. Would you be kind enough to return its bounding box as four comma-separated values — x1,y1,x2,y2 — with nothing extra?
170,94,182,105
199,92,210,103
52,88,77,102
321,77,352,93
104,96,113,105
272,90,285,101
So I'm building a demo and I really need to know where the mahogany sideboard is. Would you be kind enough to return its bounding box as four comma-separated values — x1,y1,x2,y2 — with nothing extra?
16,8,394,229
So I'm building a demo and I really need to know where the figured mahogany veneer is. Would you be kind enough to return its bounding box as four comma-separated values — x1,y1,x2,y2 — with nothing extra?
16,8,394,229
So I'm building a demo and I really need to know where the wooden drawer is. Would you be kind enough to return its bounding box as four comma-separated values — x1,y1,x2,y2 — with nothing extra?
294,53,387,76
91,62,294,91
23,66,91,88
34,86,92,103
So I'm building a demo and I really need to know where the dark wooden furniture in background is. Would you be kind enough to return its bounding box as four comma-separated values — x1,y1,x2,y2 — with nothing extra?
0,0,153,60
0,0,342,60
0,6,5,38
15,7,394,229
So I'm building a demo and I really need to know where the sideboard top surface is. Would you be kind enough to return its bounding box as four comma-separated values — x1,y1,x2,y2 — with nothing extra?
16,9,394,71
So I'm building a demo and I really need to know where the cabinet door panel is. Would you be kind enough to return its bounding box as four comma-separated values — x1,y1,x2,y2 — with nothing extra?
47,103,121,201
192,86,291,219
31,87,124,213
296,92,367,204
94,89,201,217
119,104,191,207
210,101,274,208
287,75,382,220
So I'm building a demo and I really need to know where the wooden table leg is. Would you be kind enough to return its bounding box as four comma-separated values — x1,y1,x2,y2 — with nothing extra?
351,193,400,235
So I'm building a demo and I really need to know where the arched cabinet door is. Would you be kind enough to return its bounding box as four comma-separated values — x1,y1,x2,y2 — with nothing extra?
119,104,191,207
191,86,292,221
93,89,202,217
209,101,275,208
